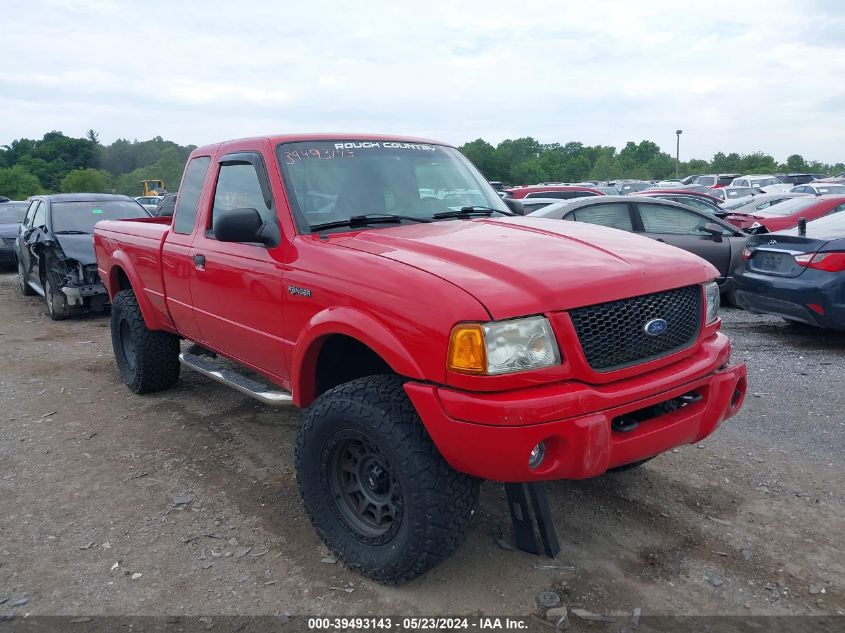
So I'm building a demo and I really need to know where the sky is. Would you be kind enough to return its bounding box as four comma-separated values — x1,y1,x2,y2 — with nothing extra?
2,0,844,163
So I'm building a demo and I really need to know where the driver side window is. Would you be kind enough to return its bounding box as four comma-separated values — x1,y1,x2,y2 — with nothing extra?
637,203,706,235
32,202,46,229
23,201,40,228
211,162,273,231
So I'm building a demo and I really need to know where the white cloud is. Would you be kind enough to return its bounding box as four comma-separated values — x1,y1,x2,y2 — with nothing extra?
1,0,844,162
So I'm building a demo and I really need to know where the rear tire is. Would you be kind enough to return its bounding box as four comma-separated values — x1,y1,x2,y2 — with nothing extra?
296,374,479,584
111,289,180,393
18,258,36,296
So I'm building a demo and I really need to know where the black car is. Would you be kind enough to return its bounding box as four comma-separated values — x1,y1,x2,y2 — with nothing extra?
153,193,178,217
529,196,748,300
15,194,149,320
0,201,29,266
734,213,845,329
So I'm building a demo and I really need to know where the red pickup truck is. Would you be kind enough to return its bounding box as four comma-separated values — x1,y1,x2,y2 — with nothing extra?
94,134,747,584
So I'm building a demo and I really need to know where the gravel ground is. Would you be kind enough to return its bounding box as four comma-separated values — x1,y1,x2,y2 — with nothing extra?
0,270,843,621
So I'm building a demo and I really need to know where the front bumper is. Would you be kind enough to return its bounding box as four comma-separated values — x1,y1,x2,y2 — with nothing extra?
735,270,845,330
406,334,746,482
61,282,108,306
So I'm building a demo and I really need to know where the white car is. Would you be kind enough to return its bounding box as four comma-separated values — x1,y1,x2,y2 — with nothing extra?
730,175,791,193
134,196,162,213
790,182,845,196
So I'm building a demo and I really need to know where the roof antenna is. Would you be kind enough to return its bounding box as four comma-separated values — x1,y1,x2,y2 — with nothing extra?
798,217,807,237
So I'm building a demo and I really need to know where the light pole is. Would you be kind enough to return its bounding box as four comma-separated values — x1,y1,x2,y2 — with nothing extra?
675,129,683,179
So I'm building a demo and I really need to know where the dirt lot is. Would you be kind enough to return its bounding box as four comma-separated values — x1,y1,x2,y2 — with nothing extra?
1,269,843,620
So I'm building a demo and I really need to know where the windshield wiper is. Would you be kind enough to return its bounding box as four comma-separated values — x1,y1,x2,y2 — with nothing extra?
432,206,505,220
309,213,432,232
53,230,90,234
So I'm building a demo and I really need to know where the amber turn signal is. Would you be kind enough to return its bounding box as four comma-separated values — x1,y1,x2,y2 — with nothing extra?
447,324,486,374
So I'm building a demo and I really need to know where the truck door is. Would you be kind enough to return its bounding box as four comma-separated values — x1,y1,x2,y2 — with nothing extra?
161,155,211,341
188,151,289,382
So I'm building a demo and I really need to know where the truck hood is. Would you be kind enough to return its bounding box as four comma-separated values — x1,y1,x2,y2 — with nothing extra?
54,233,97,265
335,217,717,320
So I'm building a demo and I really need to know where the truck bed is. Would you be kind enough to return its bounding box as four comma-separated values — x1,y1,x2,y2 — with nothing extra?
94,217,175,332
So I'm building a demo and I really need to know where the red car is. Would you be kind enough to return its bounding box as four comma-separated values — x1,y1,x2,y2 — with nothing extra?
723,195,845,232
93,133,746,583
505,185,606,200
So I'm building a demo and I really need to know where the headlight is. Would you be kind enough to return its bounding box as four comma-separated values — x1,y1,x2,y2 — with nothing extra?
448,316,561,375
704,281,720,323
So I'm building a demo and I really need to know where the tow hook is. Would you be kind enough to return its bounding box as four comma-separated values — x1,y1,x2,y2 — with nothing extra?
611,416,639,433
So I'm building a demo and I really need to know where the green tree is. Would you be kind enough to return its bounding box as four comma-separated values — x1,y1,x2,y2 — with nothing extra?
738,152,777,174
785,154,806,172
686,159,709,174
115,147,186,196
0,166,42,199
460,139,498,180
60,168,113,193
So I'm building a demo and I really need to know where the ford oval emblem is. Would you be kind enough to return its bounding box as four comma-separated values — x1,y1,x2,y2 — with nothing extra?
644,318,669,336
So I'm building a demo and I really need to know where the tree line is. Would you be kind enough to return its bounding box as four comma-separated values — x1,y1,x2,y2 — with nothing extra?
2,130,843,200
0,130,196,200
459,138,845,185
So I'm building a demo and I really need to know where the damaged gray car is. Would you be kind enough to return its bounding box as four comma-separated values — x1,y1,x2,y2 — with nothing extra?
15,194,150,320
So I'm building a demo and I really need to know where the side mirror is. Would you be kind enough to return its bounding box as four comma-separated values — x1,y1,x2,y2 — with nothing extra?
214,208,274,245
702,222,724,242
503,198,526,216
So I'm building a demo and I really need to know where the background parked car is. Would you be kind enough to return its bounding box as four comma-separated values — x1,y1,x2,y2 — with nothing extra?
722,186,763,203
15,194,149,319
719,192,810,213
734,212,845,329
694,174,740,188
518,198,567,214
722,195,845,233
153,193,178,217
0,201,30,267
730,175,791,193
776,173,823,186
134,195,162,213
503,185,605,200
790,182,845,196
615,180,652,194
530,196,748,300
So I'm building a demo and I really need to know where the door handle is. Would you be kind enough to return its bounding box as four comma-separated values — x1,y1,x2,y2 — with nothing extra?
656,238,666,242
193,254,206,269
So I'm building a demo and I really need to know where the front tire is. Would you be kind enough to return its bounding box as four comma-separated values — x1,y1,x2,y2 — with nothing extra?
296,374,479,584
111,289,180,393
44,272,71,321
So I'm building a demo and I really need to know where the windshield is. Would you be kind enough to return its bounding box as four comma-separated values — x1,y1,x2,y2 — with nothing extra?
813,184,845,194
756,197,820,217
276,141,508,232
0,202,28,223
725,187,754,199
51,200,149,233
750,178,778,187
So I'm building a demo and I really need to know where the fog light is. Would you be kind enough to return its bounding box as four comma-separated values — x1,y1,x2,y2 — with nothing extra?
528,441,546,469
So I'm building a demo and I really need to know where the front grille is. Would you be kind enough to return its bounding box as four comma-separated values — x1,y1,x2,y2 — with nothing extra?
569,285,702,372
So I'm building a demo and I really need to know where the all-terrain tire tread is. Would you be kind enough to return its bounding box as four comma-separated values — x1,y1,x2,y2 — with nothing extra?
295,374,479,584
111,290,180,394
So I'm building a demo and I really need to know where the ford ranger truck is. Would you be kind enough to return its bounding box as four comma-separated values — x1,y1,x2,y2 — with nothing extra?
93,134,747,584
